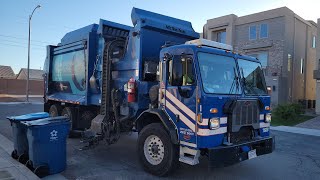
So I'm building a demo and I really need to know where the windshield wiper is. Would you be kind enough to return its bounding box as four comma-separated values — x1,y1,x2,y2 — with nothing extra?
241,68,259,96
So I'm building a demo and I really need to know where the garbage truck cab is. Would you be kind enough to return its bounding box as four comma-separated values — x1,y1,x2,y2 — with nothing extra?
135,39,274,175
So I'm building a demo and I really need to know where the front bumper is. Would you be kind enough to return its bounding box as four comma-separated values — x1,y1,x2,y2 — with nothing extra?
208,136,275,168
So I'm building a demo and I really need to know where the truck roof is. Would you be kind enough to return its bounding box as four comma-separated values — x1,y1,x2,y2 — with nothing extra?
60,24,98,45
161,43,260,63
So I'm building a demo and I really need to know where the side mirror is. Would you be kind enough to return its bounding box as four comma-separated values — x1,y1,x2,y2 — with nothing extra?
164,53,172,61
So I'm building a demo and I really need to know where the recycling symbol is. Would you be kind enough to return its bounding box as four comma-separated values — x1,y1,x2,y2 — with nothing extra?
50,130,58,141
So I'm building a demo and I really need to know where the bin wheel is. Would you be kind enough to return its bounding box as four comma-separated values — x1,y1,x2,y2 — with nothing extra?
34,165,49,178
18,153,29,164
49,104,61,117
25,160,34,171
11,150,18,159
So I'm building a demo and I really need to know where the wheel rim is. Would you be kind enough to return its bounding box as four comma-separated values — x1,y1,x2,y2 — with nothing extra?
143,135,165,165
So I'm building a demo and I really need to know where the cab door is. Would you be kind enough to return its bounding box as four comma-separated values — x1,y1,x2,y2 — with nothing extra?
162,54,198,148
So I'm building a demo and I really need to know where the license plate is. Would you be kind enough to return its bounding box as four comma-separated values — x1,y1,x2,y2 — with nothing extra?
248,149,257,160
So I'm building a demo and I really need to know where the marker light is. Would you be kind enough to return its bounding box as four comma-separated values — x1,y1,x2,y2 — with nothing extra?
197,113,203,123
210,108,218,114
265,106,270,111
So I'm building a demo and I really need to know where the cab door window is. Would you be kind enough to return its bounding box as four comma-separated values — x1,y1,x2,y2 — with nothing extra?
168,55,195,86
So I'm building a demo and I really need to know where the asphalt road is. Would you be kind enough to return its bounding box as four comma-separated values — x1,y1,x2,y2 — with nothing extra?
0,104,320,180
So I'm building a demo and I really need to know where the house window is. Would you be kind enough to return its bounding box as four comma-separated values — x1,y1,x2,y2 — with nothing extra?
216,30,226,44
312,36,316,48
260,24,268,38
249,25,257,40
300,58,304,74
249,51,268,67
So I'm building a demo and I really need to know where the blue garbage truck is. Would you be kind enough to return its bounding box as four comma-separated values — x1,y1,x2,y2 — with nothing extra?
43,8,274,176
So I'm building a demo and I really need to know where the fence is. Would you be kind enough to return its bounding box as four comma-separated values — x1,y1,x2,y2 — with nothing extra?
0,79,43,95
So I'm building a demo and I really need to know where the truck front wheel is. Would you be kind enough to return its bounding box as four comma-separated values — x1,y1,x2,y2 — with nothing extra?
137,123,179,176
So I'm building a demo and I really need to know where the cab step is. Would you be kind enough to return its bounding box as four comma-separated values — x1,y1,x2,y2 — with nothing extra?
179,146,200,165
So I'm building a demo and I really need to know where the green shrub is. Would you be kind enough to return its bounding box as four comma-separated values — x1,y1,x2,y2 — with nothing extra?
272,103,304,121
291,103,304,115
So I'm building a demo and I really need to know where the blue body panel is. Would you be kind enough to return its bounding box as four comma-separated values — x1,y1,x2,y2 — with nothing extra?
60,24,98,46
44,7,199,111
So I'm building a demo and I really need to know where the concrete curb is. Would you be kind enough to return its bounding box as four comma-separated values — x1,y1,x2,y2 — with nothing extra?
271,126,320,137
0,133,67,180
0,95,43,98
0,133,40,180
0,102,43,105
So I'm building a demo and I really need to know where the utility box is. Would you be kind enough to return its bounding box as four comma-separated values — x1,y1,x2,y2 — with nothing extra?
6,112,49,163
22,116,70,178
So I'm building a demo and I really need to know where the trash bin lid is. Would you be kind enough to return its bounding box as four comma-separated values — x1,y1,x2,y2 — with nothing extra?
7,112,50,122
21,116,70,127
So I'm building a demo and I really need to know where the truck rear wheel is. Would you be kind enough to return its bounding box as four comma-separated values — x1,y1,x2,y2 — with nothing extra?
61,107,77,135
61,107,82,138
138,123,179,176
49,104,61,117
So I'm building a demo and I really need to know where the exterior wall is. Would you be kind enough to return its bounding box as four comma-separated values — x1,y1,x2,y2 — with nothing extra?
292,17,308,101
203,7,318,107
284,13,295,102
316,19,320,114
204,14,237,45
305,24,317,100
0,79,43,95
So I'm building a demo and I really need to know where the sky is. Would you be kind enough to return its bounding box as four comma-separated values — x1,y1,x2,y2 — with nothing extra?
0,0,319,74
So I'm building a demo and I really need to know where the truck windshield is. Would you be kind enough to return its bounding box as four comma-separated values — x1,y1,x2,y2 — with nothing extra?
198,52,238,94
238,59,267,95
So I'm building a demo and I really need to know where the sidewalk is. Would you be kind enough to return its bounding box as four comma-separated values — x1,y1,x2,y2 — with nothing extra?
295,116,320,130
271,126,320,137
0,133,66,180
0,133,39,180
0,94,43,103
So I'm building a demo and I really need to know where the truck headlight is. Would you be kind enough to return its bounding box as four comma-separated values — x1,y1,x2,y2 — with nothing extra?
209,118,220,130
265,113,271,123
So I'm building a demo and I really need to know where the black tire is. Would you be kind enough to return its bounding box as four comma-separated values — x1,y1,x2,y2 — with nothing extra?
34,165,49,178
25,160,34,171
11,150,18,159
61,107,74,129
137,123,179,177
17,153,29,164
49,104,61,117
61,107,82,138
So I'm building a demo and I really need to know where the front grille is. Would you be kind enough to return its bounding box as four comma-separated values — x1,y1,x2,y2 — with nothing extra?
230,126,253,144
231,100,260,132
